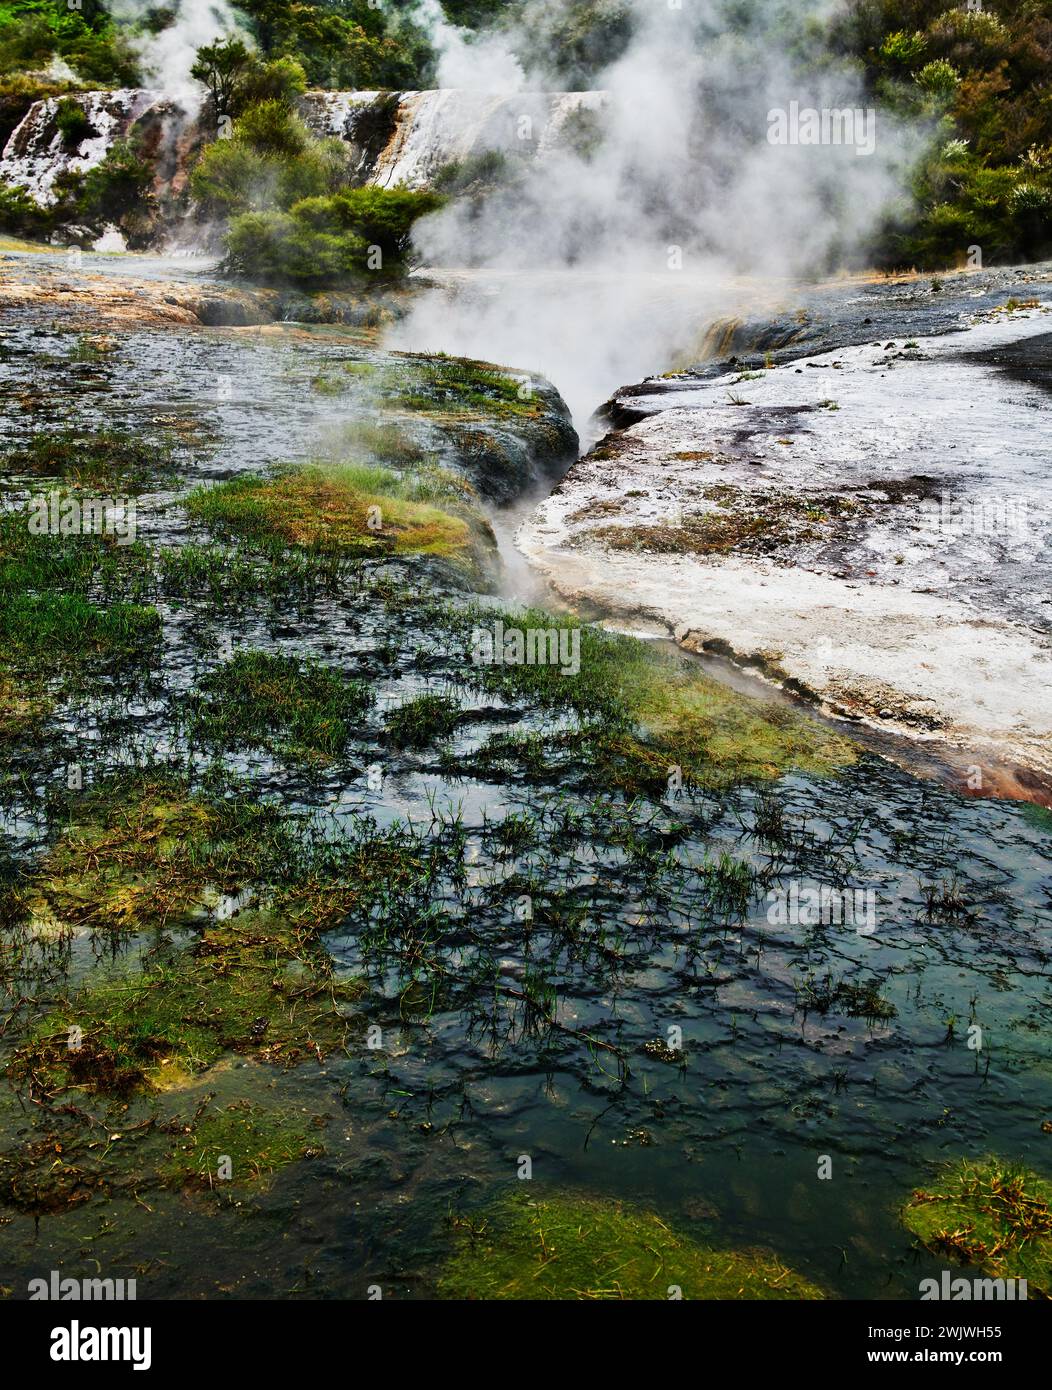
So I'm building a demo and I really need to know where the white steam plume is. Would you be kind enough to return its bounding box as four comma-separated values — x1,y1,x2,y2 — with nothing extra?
391,0,927,433
110,0,250,107
410,0,526,92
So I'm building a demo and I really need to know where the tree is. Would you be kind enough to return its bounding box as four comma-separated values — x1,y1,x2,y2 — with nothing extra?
190,37,254,117
234,0,288,57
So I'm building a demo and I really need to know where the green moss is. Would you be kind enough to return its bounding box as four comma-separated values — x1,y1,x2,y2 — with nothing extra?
0,1082,323,1212
12,909,362,1098
0,590,159,677
0,674,50,743
186,463,497,585
214,149,444,286
1021,803,1052,836
54,96,94,147
384,353,541,421
188,650,372,760
903,1159,1052,1295
157,542,358,601
336,419,425,469
23,780,254,934
0,230,52,252
437,1193,826,1300
9,764,428,937
449,606,856,790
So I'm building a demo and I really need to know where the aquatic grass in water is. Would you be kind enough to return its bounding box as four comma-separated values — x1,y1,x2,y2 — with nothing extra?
438,1192,826,1300
0,271,1050,1298
385,692,460,749
11,912,364,1099
434,602,856,789
0,427,181,490
0,511,160,684
159,1098,322,1190
187,650,373,760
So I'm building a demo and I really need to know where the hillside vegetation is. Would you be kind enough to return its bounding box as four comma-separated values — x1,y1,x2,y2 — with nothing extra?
0,0,1049,269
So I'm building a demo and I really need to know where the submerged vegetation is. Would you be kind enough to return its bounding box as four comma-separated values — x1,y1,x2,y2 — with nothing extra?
438,1193,826,1299
437,604,857,792
0,15,1048,1298
0,506,158,685
187,650,373,760
1,426,180,488
0,302,1047,1299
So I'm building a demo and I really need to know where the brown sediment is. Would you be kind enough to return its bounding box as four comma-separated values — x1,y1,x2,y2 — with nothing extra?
0,262,277,328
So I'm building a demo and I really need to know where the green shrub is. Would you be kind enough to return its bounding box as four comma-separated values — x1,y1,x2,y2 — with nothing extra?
432,150,516,195
232,97,311,157
190,39,309,119
290,186,445,265
0,176,50,239
0,72,71,147
914,59,959,101
188,139,273,215
223,209,369,285
878,28,927,69
925,8,1011,68
233,0,432,89
189,36,255,116
78,139,154,225
0,6,139,85
882,148,1052,268
190,99,353,216
237,55,308,112
222,185,442,285
191,90,444,287
54,95,93,148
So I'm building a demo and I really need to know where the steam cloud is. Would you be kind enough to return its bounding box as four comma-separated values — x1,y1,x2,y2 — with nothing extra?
414,0,527,91
391,0,927,434
110,0,250,106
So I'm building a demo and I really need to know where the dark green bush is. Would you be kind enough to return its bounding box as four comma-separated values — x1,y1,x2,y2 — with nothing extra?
290,186,445,265
233,0,432,89
0,175,51,239
55,95,93,148
78,139,155,225
223,209,369,286
223,185,443,286
190,100,354,216
880,148,1052,268
0,4,139,85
